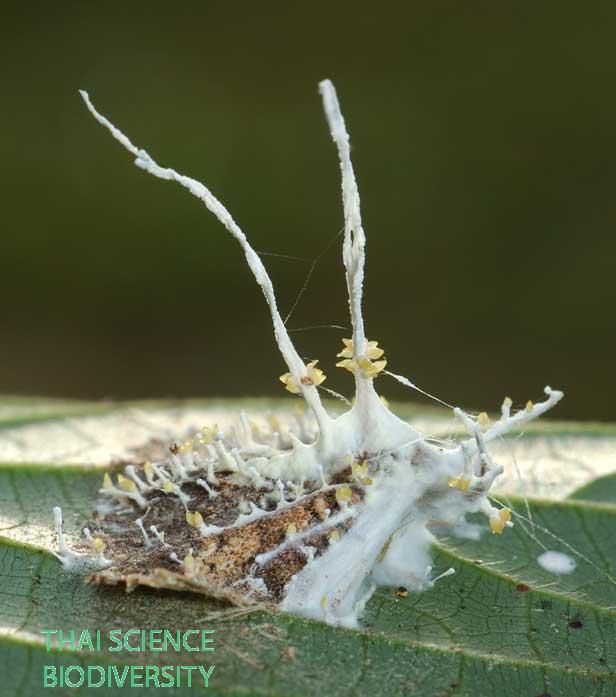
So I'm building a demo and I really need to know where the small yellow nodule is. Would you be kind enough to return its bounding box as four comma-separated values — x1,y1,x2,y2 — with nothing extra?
279,372,301,394
329,529,340,543
352,460,373,486
477,411,490,430
366,341,385,360
199,425,217,445
102,472,113,490
286,522,297,536
335,484,353,505
144,462,153,479
320,595,328,610
178,440,193,455
184,553,196,574
280,360,326,394
92,538,105,553
336,338,354,359
351,460,368,479
490,507,511,534
303,360,326,387
267,415,282,433
336,338,386,378
163,481,175,493
525,400,534,413
186,510,204,529
336,358,357,374
448,475,470,493
357,356,387,379
502,396,513,410
117,475,137,493
337,338,384,360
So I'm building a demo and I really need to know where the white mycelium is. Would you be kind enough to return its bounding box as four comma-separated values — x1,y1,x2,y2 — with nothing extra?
74,80,563,627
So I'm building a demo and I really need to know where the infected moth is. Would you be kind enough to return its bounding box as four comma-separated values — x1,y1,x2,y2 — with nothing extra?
58,80,563,628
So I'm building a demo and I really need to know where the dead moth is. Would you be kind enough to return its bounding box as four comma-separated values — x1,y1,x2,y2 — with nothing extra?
53,80,563,628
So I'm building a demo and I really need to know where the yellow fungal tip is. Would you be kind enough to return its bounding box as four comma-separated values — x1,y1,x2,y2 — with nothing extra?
525,400,534,413
336,339,386,378
320,595,328,610
281,361,326,393
163,481,175,493
279,372,301,394
199,426,216,445
178,440,193,454
448,475,470,493
186,511,203,528
366,340,385,360
490,507,512,534
92,538,105,553
351,460,372,486
102,472,113,490
330,529,340,543
335,484,353,504
477,411,490,429
503,396,513,409
286,522,297,536
267,415,281,432
351,460,368,479
357,356,387,379
302,360,326,387
117,475,137,492
336,338,354,359
184,553,195,574
336,358,357,373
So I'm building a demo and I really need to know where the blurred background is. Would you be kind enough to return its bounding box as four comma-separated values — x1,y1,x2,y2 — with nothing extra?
2,1,616,420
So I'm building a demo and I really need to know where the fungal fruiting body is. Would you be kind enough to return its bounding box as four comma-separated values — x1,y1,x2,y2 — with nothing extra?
65,80,564,627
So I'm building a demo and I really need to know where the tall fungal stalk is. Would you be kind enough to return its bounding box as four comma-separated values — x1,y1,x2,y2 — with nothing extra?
55,80,563,627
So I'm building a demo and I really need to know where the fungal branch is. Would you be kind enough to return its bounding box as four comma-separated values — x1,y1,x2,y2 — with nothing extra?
319,80,368,353
457,386,564,457
79,91,332,438
319,80,388,412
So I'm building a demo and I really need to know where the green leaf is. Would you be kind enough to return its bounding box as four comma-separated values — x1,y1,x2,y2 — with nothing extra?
1,398,615,696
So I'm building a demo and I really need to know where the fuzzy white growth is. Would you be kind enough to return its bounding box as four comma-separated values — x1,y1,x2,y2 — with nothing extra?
537,550,576,575
80,80,564,627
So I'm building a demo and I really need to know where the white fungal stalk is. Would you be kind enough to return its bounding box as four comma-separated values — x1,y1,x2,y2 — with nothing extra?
53,507,111,571
76,80,563,627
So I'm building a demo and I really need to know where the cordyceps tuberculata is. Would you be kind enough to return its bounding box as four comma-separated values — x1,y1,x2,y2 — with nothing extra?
53,80,563,628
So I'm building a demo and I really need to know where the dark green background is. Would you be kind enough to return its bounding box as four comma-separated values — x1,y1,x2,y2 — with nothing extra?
3,2,616,420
